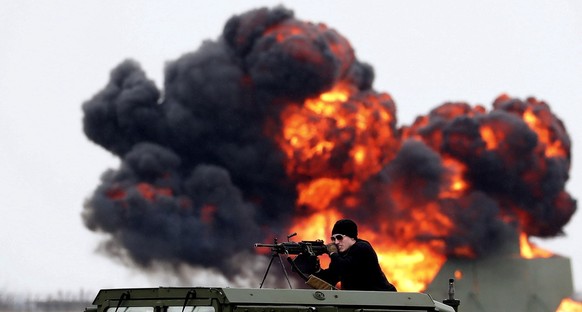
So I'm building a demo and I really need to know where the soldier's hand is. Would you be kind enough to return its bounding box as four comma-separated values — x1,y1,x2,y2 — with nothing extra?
326,243,338,255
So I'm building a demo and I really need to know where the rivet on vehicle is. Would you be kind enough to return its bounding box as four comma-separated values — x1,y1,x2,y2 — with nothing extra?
313,291,325,300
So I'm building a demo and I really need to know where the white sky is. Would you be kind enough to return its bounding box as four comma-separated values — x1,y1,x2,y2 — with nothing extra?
1,0,581,297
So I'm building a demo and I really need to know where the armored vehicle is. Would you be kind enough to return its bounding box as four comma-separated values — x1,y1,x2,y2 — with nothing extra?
84,286,457,312
85,237,459,312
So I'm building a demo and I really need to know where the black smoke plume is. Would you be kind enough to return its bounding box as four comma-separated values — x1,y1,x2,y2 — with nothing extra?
82,6,371,276
82,6,576,280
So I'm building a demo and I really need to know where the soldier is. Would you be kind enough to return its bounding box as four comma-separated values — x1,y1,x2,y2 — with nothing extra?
312,219,397,291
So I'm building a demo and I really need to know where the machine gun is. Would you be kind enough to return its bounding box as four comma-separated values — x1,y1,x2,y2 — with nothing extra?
254,239,327,256
255,233,328,288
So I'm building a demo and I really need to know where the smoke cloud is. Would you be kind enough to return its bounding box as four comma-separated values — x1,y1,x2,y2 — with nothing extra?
82,6,576,281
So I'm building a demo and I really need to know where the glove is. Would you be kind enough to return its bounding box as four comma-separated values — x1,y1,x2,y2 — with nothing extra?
291,254,321,275
326,243,338,255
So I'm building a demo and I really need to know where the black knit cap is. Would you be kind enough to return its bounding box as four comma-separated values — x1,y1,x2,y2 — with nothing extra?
332,219,358,239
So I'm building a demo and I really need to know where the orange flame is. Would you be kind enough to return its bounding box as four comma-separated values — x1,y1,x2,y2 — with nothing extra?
278,83,439,290
440,157,469,198
106,183,173,202
272,83,570,293
519,232,554,259
277,82,398,182
106,186,126,200
454,269,463,280
522,107,568,158
275,83,470,292
480,125,498,150
362,226,447,292
297,178,348,210
556,298,582,312
136,183,173,201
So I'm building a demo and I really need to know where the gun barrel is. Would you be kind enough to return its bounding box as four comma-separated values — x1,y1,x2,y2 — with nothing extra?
254,243,277,248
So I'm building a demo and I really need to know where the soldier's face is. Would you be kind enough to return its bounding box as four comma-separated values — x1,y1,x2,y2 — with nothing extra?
331,234,356,252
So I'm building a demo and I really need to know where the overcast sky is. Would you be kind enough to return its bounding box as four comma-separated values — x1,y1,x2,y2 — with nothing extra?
1,0,581,297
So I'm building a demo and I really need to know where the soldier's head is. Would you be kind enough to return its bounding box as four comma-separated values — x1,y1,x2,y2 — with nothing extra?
331,219,357,252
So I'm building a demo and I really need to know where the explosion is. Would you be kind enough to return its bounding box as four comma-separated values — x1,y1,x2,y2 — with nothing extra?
82,5,576,298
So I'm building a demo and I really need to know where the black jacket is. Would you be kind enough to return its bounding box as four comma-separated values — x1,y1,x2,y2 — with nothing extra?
314,239,396,291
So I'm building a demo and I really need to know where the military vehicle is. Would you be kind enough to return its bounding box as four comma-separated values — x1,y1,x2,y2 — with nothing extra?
84,236,459,312
84,286,458,312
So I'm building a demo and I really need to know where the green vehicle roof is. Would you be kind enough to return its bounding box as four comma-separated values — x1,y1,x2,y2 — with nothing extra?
90,287,454,312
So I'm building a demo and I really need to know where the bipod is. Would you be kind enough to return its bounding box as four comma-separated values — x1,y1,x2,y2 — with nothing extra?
258,236,295,289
